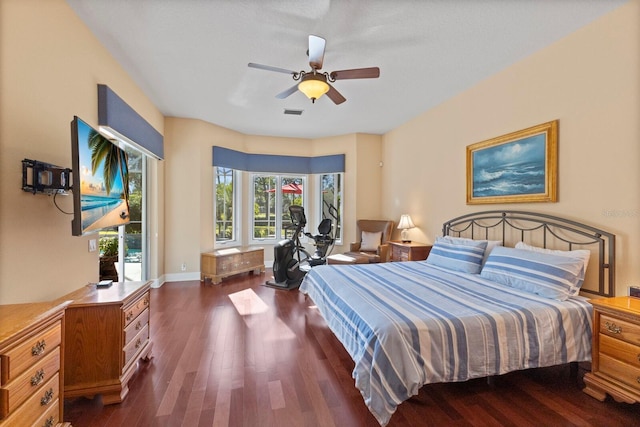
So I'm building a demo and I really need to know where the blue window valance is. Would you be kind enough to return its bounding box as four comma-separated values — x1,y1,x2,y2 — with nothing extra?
212,146,344,173
98,84,164,159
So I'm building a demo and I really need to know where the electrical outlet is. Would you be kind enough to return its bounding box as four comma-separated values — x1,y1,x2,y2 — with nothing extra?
88,239,97,252
181,263,186,271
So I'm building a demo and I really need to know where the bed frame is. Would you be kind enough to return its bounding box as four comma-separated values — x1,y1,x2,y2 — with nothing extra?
442,210,615,297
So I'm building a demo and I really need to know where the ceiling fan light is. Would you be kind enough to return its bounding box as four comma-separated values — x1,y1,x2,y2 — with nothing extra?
298,76,329,102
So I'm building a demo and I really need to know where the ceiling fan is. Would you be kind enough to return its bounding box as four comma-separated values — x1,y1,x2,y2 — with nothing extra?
248,35,380,105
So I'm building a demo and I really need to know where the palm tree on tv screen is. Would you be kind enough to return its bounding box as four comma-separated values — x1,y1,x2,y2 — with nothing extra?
88,129,130,212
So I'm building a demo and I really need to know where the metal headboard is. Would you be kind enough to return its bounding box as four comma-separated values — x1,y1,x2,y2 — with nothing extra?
442,210,615,297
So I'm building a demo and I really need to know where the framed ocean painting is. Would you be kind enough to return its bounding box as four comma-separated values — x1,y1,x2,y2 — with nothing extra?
466,120,558,204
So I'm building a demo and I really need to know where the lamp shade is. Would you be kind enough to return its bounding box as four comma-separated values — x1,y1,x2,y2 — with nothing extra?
397,214,415,230
398,214,415,242
298,74,329,102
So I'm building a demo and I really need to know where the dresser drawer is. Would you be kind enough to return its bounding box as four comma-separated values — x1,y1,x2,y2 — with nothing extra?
600,333,640,369
0,347,60,417
124,308,149,346
1,373,59,427
123,292,150,328
31,398,60,427
600,314,640,346
599,353,640,392
123,324,149,369
0,322,61,385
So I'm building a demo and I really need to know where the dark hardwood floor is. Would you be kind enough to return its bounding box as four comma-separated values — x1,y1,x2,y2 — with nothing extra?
64,271,639,426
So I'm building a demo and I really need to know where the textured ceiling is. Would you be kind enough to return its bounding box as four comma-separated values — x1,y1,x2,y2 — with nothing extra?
65,0,627,139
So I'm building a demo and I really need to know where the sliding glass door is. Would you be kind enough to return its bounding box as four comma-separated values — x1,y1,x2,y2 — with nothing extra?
98,145,146,281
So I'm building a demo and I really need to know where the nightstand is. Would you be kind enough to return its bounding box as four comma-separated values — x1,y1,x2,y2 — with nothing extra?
583,296,640,404
389,241,432,262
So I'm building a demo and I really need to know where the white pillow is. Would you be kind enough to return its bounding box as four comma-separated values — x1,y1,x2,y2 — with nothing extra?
360,231,382,251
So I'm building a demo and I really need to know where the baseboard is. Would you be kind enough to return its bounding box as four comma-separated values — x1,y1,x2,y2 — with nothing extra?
164,272,201,282
150,276,165,288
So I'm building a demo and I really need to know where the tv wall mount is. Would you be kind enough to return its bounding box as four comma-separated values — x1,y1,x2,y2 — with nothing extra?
22,158,72,195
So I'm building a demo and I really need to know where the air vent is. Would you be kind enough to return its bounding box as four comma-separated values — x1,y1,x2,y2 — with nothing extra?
284,109,303,116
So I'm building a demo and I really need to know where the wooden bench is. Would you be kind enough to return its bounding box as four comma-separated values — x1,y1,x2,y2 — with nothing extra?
201,247,265,284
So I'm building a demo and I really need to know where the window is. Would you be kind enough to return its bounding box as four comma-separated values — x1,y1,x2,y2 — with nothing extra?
252,174,305,241
123,146,146,280
215,167,238,243
320,173,342,242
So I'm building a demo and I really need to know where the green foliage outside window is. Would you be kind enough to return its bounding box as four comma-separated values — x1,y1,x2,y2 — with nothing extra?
215,168,234,241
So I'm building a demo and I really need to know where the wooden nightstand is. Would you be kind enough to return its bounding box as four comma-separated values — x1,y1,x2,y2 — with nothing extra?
389,241,432,262
583,296,640,404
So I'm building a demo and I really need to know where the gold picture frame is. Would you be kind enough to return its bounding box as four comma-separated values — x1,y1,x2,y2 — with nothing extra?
466,120,558,205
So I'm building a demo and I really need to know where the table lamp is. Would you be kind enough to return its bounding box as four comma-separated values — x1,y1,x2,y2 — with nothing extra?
398,214,415,243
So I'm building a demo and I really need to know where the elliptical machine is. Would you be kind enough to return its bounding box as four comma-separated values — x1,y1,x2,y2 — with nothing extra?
304,202,338,267
266,204,337,290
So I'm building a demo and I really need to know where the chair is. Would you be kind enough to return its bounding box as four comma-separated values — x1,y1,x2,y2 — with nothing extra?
334,219,395,264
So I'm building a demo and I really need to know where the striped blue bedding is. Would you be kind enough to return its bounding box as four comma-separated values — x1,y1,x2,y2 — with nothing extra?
299,261,593,426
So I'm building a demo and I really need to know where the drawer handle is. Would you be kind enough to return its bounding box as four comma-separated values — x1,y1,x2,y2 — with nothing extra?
144,298,149,306
31,368,45,386
43,416,55,427
40,388,54,406
135,338,142,349
31,340,46,356
605,321,622,334
126,311,134,321
136,321,142,330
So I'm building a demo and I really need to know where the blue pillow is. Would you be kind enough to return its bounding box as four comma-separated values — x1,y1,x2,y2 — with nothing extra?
480,246,585,301
426,237,488,274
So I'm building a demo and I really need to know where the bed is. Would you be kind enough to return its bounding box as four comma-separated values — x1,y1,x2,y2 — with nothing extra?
299,211,615,426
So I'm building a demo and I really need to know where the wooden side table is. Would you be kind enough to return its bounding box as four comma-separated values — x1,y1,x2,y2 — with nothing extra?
389,241,432,262
583,296,640,404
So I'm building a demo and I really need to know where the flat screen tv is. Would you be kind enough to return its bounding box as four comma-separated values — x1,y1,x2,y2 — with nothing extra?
70,116,130,236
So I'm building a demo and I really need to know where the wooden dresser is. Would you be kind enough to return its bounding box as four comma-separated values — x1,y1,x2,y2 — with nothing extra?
389,241,432,262
62,281,152,404
201,247,264,284
583,296,640,403
0,300,71,426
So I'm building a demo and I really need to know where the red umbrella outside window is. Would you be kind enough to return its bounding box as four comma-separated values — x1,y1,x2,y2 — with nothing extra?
266,183,303,194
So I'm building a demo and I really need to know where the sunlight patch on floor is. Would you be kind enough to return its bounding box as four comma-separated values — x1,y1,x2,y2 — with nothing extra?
264,316,296,341
228,288,269,315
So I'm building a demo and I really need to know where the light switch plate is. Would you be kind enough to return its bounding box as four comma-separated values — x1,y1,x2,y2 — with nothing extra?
89,239,97,252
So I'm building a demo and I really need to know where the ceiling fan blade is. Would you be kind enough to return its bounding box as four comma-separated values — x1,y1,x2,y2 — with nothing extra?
248,62,297,75
275,84,299,99
325,83,346,105
308,35,325,70
330,67,380,80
